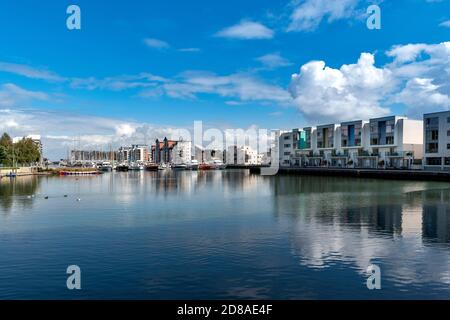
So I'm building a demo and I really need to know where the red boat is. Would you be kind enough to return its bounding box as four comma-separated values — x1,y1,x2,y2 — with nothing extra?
198,163,214,170
145,164,159,171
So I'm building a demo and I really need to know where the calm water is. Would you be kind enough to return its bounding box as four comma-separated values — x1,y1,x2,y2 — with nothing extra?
1,170,450,299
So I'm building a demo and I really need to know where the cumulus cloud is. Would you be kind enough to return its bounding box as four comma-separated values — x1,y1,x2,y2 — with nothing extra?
289,53,393,122
215,21,274,39
290,41,450,122
394,78,450,114
287,0,360,32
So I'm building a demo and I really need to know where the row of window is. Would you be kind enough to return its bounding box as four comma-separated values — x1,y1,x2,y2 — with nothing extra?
426,157,450,166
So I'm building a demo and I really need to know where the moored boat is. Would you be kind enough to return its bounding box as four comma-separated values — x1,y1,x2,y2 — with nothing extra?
98,161,113,172
212,159,227,170
172,164,188,170
145,163,159,171
199,163,214,170
158,163,168,170
187,160,199,170
116,164,129,172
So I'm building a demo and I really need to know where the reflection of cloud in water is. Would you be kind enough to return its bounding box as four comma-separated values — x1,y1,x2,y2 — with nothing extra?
273,179,450,286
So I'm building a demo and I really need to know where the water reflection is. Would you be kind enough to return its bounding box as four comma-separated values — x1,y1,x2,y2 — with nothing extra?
0,176,41,214
1,172,450,298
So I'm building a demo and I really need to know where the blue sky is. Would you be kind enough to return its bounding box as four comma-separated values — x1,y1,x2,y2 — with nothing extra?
0,0,449,159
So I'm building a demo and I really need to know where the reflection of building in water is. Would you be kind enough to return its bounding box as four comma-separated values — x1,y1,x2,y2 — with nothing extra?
421,189,450,243
0,176,41,213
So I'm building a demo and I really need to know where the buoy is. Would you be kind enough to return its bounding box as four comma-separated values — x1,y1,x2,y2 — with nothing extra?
76,198,81,202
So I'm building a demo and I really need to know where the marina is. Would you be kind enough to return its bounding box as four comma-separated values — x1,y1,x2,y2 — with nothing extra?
2,170,450,299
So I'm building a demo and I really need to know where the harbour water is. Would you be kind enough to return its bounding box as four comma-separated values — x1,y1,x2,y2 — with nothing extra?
1,170,450,299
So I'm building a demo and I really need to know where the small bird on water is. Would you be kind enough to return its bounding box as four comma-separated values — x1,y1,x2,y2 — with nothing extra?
44,196,49,200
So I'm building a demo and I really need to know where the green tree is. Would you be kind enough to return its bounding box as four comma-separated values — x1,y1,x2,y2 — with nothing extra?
14,138,40,166
0,133,13,166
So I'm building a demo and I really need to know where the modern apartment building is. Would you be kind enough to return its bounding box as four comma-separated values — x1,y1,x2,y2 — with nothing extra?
129,144,150,163
172,140,192,165
364,116,423,169
423,111,450,171
279,131,297,167
280,115,423,169
225,145,259,165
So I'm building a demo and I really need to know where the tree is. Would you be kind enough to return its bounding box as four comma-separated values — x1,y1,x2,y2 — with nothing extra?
14,138,40,166
0,145,8,166
0,133,13,166
0,132,12,148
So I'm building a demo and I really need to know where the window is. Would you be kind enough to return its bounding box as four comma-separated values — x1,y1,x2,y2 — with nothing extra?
386,136,394,145
445,158,450,166
431,130,439,140
426,157,442,166
447,117,450,124
284,144,291,148
447,130,450,137
284,135,290,140
426,143,439,153
448,144,450,150
284,152,291,156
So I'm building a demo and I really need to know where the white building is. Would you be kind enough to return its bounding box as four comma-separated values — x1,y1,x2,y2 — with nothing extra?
279,131,297,167
423,111,450,171
226,145,259,165
280,115,423,169
129,145,149,163
172,140,192,165
363,116,423,169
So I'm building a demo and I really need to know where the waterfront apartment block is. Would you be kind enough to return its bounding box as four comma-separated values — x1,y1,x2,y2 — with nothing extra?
152,138,192,164
129,145,150,163
280,115,424,169
172,140,192,165
225,145,259,165
423,111,450,171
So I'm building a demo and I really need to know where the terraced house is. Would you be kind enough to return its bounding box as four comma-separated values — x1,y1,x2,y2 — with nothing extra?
423,111,450,171
280,115,424,169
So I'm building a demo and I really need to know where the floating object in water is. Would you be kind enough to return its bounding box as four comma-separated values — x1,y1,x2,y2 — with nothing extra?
76,198,81,202
27,196,32,199
64,195,68,198
44,196,49,200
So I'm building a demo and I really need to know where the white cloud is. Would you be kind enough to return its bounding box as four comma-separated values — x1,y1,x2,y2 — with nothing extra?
178,48,201,52
0,83,49,108
289,53,392,122
289,41,450,122
215,21,274,40
159,71,291,103
394,78,450,114
143,38,170,49
70,73,168,91
287,0,360,32
256,52,293,69
0,61,64,82
440,20,450,28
